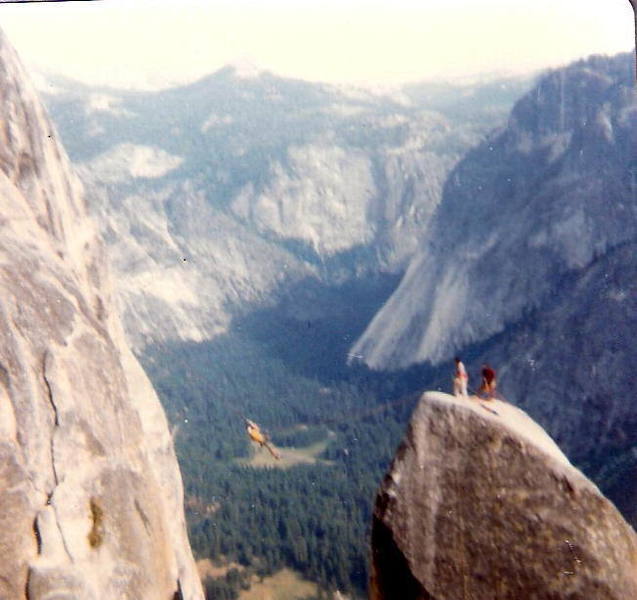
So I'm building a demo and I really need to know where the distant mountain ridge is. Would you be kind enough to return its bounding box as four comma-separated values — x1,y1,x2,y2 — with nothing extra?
39,66,531,350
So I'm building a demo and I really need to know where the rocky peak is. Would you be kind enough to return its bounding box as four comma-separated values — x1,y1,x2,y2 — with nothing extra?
0,27,202,599
509,54,633,138
370,392,637,599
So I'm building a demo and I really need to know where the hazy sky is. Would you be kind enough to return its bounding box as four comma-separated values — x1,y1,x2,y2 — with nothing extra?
0,0,633,89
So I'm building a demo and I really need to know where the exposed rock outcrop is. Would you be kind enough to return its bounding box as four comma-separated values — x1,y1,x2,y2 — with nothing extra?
0,28,203,599
354,53,636,369
371,392,637,600
459,240,637,526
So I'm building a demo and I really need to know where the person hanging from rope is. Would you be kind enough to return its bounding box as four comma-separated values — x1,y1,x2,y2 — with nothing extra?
453,356,469,398
479,364,497,400
245,418,281,459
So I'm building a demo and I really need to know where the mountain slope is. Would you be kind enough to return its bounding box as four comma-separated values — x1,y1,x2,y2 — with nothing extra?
353,53,636,368
40,69,529,351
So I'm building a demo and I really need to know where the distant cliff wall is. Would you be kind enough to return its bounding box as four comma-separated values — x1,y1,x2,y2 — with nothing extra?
370,392,637,600
354,53,636,369
0,28,203,599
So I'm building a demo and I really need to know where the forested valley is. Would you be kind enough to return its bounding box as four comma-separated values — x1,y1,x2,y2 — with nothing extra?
141,278,448,598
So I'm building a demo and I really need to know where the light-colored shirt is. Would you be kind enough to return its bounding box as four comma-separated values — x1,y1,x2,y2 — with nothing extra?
456,361,468,379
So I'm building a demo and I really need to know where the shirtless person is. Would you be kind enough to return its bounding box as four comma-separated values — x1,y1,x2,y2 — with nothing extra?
480,364,497,400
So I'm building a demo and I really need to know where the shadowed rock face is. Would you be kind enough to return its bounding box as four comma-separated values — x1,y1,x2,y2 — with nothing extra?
0,28,202,600
370,392,637,600
354,53,636,370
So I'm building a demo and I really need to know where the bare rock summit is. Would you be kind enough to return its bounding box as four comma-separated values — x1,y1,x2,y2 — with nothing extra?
370,392,637,600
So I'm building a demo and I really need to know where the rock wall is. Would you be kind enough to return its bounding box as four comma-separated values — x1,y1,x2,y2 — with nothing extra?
353,53,636,369
0,27,203,599
370,392,637,600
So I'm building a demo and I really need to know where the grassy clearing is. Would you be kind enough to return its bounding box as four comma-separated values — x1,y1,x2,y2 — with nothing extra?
237,438,334,469
196,558,243,580
239,568,317,600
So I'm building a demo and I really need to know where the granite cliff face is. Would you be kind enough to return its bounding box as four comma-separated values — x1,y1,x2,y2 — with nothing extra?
39,68,527,350
371,392,637,600
354,53,636,368
0,28,203,599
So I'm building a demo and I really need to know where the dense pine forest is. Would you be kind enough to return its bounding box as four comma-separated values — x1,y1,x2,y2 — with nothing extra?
141,281,446,598
142,264,636,598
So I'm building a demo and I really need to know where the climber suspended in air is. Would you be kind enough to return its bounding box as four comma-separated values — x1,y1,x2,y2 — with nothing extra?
245,418,281,459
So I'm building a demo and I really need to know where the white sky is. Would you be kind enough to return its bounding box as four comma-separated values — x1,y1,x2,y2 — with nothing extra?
0,0,633,89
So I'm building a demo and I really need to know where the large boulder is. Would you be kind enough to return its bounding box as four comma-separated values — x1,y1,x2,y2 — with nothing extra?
370,392,637,600
0,27,202,600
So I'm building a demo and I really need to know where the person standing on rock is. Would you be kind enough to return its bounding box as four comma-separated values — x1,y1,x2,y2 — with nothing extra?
480,364,497,400
453,356,469,397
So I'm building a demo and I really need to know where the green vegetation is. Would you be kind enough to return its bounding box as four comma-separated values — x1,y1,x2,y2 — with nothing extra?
142,316,440,598
202,567,249,599
139,274,445,598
